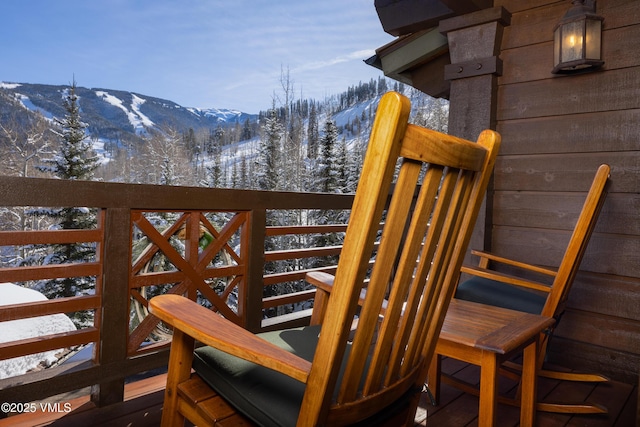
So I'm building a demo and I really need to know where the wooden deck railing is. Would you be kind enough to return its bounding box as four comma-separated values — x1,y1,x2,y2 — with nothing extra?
0,175,354,407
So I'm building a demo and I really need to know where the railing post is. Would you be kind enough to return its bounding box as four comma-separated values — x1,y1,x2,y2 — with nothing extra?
91,207,131,406
242,209,266,332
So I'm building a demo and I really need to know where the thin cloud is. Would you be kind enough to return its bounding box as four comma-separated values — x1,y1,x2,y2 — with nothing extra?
293,49,376,73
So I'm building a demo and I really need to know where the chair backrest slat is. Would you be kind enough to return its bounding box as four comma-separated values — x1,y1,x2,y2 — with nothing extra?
543,164,610,318
338,158,424,402
299,92,501,426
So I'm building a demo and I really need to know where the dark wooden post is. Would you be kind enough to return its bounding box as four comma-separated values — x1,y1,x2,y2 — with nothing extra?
91,207,131,406
242,209,267,333
439,6,510,255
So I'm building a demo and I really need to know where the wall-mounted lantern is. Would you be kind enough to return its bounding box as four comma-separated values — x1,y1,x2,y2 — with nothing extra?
552,0,604,74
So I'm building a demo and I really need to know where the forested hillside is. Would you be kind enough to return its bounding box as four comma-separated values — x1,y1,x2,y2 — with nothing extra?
0,77,447,192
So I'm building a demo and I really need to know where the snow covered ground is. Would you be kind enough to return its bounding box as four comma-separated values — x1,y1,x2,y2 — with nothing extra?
0,283,77,380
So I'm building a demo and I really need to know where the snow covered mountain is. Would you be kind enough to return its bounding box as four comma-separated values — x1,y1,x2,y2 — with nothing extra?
0,82,257,142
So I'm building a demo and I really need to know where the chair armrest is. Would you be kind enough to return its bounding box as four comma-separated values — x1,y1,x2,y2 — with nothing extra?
149,294,311,383
470,249,558,277
306,271,372,307
306,271,334,325
460,265,552,293
305,271,376,325
306,271,335,292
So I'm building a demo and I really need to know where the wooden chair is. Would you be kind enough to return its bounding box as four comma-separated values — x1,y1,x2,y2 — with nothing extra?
149,91,501,427
444,163,610,414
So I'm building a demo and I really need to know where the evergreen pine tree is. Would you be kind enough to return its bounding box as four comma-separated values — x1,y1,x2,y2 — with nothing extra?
230,161,239,188
316,118,338,193
307,103,319,159
335,137,349,193
183,128,197,161
205,132,223,188
39,80,99,181
283,111,304,191
35,79,99,324
239,155,248,189
377,76,388,95
311,118,342,267
241,118,252,141
256,108,282,192
254,107,284,310
345,137,364,194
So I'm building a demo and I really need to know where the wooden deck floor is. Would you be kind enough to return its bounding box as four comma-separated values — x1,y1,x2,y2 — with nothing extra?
2,358,637,426
416,358,638,427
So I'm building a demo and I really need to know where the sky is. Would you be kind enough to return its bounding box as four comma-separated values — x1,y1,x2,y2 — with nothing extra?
1,1,395,113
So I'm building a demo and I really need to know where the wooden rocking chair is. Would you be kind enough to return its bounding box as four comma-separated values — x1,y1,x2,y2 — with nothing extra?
441,163,610,414
149,91,501,426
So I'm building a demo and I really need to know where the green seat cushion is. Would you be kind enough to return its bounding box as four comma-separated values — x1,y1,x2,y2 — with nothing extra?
193,325,321,427
455,276,546,315
193,324,415,426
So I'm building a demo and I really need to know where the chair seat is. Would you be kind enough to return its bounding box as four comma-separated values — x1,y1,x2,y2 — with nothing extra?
455,276,546,315
193,324,414,427
193,325,322,427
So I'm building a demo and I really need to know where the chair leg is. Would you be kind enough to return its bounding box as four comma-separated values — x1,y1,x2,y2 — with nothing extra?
519,340,537,427
402,388,425,427
162,329,195,427
426,354,441,405
478,352,498,426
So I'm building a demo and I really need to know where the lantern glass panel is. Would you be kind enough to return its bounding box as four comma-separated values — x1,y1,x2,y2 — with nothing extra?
554,27,561,66
562,20,585,63
585,19,602,60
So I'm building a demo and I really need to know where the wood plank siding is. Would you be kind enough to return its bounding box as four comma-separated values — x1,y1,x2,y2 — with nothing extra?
492,0,640,383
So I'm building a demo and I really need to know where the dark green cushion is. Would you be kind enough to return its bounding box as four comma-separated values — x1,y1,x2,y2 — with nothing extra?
193,325,321,427
455,276,546,315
